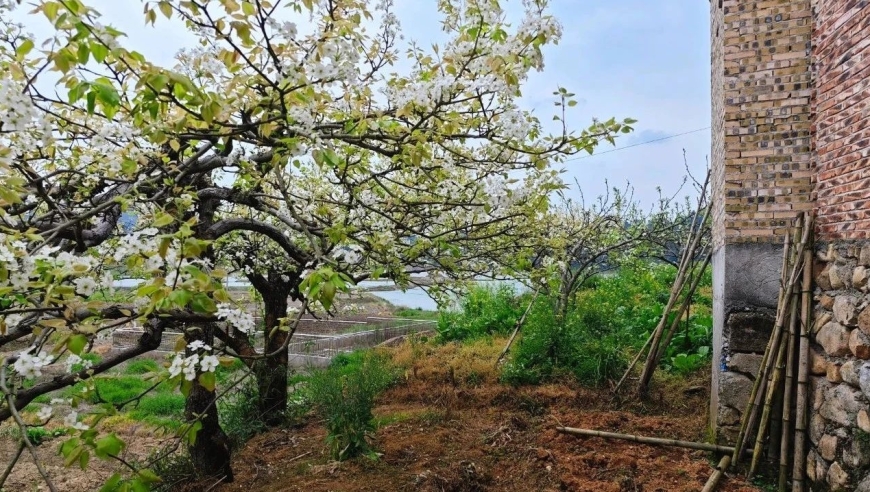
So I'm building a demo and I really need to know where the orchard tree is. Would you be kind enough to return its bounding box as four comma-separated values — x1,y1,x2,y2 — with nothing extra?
0,0,634,487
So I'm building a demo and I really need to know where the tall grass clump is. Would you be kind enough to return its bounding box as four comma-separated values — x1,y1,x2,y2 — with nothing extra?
306,351,397,460
436,284,524,341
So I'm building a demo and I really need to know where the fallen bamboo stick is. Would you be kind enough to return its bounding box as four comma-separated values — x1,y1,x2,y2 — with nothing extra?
495,288,540,367
702,455,732,492
792,215,814,492
555,426,737,454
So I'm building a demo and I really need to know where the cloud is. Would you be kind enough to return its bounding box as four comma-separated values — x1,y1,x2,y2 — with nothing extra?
623,129,674,147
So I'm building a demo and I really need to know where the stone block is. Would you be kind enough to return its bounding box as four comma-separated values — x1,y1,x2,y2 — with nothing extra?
849,330,870,360
819,434,839,461
855,266,869,291
807,449,819,483
827,461,850,491
828,363,843,383
821,384,864,427
815,312,834,334
717,405,740,427
817,321,852,357
841,360,861,387
818,264,834,291
727,311,774,353
727,353,763,376
844,439,870,469
820,294,836,310
814,377,833,412
859,409,870,434
834,295,860,326
859,307,870,337
860,246,870,267
811,413,827,445
830,264,848,290
812,349,829,376
719,372,753,415
852,328,870,359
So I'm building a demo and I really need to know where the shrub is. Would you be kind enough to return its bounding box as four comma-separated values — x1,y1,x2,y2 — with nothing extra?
218,378,269,449
501,297,625,386
502,260,714,385
305,351,397,460
436,284,523,342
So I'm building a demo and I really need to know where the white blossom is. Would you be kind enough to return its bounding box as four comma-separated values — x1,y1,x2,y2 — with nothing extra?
200,355,219,373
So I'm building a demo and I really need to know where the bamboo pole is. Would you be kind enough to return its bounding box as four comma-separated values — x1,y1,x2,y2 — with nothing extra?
731,229,794,465
750,325,790,478
495,288,540,367
614,331,653,393
779,280,800,491
637,202,712,395
701,455,732,492
654,250,713,363
555,426,737,454
792,215,814,492
747,214,809,477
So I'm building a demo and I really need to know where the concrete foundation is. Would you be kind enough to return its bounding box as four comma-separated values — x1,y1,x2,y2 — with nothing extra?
712,242,783,442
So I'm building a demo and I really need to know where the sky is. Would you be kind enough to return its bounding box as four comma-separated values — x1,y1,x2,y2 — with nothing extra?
14,0,711,208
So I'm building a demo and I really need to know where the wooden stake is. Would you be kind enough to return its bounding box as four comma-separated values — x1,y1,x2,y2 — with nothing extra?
555,426,737,454
495,288,540,367
702,455,732,492
792,214,814,492
654,250,713,363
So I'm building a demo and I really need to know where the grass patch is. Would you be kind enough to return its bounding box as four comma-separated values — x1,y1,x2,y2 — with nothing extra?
123,358,160,375
393,307,439,321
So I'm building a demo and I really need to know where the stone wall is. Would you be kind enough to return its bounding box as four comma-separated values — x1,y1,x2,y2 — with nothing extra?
806,1,870,489
808,242,870,490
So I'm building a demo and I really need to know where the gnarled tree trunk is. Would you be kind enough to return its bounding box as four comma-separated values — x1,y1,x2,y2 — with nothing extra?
255,285,290,425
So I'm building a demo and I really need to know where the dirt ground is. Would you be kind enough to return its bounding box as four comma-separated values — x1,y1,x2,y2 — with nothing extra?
0,337,766,492
213,366,762,491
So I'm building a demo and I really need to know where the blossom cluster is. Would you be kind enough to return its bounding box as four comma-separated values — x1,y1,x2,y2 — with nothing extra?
169,341,220,380
216,303,256,334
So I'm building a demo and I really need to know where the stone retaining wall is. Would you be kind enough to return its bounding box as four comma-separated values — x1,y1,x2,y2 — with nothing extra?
809,241,870,490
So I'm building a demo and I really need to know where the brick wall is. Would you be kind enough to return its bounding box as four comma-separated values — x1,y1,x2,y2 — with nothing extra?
813,0,870,240
717,0,815,243
712,3,726,251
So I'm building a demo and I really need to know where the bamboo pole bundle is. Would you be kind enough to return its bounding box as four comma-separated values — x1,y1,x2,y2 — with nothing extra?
654,249,713,363
730,230,794,465
555,426,737,454
702,455,732,492
733,212,811,467
635,208,709,395
748,217,807,478
792,215,814,492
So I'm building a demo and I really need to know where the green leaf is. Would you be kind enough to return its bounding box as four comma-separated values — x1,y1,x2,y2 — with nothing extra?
16,39,34,57
99,473,122,492
86,91,97,114
91,42,108,63
94,433,125,459
158,1,173,18
67,334,88,355
78,449,90,470
136,469,162,484
190,293,216,314
168,289,193,308
184,420,202,446
77,43,90,64
153,212,174,227
198,371,215,392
